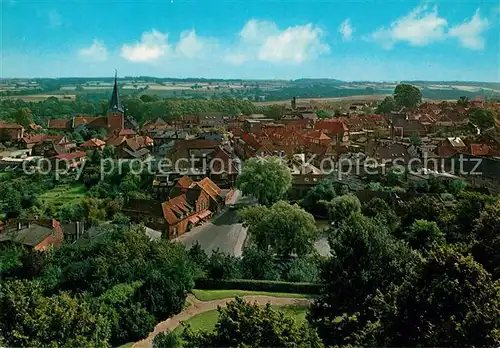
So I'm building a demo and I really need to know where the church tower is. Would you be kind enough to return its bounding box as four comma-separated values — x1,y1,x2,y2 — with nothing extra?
107,70,124,134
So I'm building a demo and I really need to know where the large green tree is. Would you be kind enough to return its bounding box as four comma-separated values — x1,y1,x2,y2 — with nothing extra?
376,96,396,114
236,156,292,206
470,108,496,130
180,297,324,348
240,201,318,257
326,194,361,225
471,201,500,278
309,213,419,347
369,247,500,346
394,84,422,108
302,178,336,217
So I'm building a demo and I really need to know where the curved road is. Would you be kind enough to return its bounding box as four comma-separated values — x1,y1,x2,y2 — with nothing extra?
133,294,312,348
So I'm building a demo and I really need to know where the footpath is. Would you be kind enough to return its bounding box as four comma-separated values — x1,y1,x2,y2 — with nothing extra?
133,294,312,348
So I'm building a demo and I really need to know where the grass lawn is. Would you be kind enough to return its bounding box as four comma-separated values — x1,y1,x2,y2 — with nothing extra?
173,304,308,334
191,289,313,301
38,183,86,208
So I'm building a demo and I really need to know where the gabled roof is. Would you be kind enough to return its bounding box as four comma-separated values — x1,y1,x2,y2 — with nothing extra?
176,175,194,189
304,130,331,141
470,144,490,156
315,119,348,134
447,137,466,148
161,194,193,224
0,121,23,129
80,138,106,148
195,177,222,201
73,116,107,128
52,151,86,161
47,119,70,129
106,135,127,147
0,220,60,247
175,139,220,150
118,128,136,136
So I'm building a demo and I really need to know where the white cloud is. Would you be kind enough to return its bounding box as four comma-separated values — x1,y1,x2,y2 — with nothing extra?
339,18,353,41
78,40,108,61
176,30,212,59
120,30,170,62
48,10,62,28
449,9,489,50
371,5,447,49
228,19,329,64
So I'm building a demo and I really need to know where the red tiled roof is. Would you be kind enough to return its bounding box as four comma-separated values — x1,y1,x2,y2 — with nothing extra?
470,144,490,156
315,119,348,134
176,175,194,189
80,138,106,148
106,135,127,147
73,116,106,128
52,151,86,161
241,132,262,149
47,119,70,129
231,127,244,137
196,177,222,201
118,128,136,136
0,121,23,129
304,130,331,140
161,194,192,224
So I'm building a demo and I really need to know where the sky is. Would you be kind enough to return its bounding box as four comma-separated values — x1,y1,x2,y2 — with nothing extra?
1,0,500,81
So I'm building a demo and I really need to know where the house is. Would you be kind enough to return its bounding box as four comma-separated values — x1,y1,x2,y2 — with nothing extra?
166,139,221,168
437,137,467,158
0,121,24,142
303,130,331,146
47,119,71,131
123,187,211,239
315,119,349,143
182,115,199,129
0,219,64,251
79,138,106,150
288,159,326,200
374,142,412,164
107,135,153,159
32,139,71,157
198,112,225,129
208,146,240,188
51,151,86,169
61,221,86,243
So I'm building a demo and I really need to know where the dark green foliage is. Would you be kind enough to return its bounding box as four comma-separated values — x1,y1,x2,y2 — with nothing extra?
394,83,422,108
237,156,292,206
285,256,321,283
310,213,419,346
470,108,496,130
370,247,500,346
194,278,323,294
240,246,282,280
376,96,395,114
326,194,361,224
206,248,241,280
471,201,500,278
404,219,445,253
153,331,182,348
181,297,324,348
315,109,330,119
240,201,318,257
302,178,336,217
0,280,112,347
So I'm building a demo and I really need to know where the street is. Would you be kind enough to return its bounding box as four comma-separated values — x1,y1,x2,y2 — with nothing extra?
174,190,250,257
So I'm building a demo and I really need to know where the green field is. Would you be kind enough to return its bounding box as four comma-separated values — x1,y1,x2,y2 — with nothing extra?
191,289,312,301
173,304,308,334
38,183,86,208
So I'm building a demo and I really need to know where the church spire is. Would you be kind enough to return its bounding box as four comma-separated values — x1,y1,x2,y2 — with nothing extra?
108,70,124,114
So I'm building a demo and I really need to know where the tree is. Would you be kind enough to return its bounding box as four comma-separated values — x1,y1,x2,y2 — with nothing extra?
471,201,500,278
369,247,500,346
326,194,361,224
470,108,495,130
315,109,330,119
12,107,34,127
236,156,292,206
241,246,281,280
362,197,400,233
404,219,445,253
153,331,182,348
394,84,422,108
0,280,112,347
240,201,318,257
302,178,336,217
376,96,395,114
181,297,324,348
285,256,320,283
206,249,241,280
309,213,419,347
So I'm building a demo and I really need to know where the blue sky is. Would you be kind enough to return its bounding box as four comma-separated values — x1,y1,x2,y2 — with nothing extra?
1,0,499,81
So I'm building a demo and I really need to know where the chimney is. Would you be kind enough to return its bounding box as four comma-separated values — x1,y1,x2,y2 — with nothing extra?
291,97,297,110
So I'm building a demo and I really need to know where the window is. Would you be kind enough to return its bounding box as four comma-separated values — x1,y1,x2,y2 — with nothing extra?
158,218,164,224
173,227,178,236
304,177,310,182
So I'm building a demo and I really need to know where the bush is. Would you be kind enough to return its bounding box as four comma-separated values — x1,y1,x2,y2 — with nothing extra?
194,278,323,294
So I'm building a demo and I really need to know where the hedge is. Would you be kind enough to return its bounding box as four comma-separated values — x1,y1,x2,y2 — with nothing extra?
195,278,323,294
